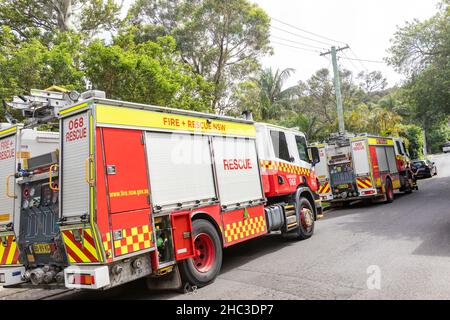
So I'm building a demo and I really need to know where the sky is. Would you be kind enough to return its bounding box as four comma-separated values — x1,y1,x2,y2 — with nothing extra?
253,0,440,88
122,0,440,88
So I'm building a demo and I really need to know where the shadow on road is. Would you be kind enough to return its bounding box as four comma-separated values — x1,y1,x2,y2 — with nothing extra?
324,173,450,259
55,233,296,300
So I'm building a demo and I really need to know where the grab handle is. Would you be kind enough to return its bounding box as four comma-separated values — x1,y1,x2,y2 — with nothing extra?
6,174,17,199
85,156,95,186
49,164,59,191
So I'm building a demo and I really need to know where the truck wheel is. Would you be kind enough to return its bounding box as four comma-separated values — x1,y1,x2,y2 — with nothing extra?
385,179,394,203
404,175,413,194
179,219,222,288
291,197,315,240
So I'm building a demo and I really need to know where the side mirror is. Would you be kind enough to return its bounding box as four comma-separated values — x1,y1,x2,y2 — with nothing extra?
309,147,320,165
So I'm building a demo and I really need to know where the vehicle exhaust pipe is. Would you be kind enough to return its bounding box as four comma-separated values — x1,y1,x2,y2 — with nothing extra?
55,271,65,284
43,270,56,284
29,268,45,285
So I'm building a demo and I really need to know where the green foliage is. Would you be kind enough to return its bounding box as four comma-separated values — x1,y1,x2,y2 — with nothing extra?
0,26,213,122
401,124,424,159
426,119,450,153
387,2,449,115
130,0,272,111
386,1,449,153
0,0,121,41
83,32,213,112
0,29,85,102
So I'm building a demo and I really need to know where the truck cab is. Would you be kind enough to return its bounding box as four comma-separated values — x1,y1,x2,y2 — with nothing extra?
255,123,321,214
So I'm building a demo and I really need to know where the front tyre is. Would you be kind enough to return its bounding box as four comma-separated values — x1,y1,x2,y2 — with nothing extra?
179,219,222,288
291,197,315,240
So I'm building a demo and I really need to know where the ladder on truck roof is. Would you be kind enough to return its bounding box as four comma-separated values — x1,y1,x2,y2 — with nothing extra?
4,87,104,128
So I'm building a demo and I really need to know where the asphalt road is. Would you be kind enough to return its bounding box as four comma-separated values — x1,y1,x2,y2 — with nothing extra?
5,153,449,300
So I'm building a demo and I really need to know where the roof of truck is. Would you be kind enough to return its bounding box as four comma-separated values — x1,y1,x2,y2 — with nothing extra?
60,97,255,125
255,122,306,138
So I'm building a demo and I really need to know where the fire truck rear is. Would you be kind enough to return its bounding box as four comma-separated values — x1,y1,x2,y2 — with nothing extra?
0,88,83,287
57,95,322,290
315,134,417,205
0,125,66,286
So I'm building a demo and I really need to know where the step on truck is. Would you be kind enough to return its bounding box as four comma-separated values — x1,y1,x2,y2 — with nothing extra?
0,87,85,287
57,94,322,290
314,133,417,205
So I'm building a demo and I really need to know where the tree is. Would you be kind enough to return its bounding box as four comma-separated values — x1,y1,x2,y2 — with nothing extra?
387,0,450,116
130,0,272,112
83,31,213,112
387,1,449,153
256,68,298,120
0,30,85,102
402,124,424,159
0,26,214,123
0,0,121,40
357,71,388,95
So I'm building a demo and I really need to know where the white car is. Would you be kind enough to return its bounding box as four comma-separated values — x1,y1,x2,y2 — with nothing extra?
443,142,450,153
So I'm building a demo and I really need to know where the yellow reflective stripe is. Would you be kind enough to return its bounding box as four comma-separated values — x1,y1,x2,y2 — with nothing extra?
96,104,256,137
5,241,16,264
0,241,5,262
83,229,99,260
88,114,104,263
62,232,90,263
368,138,394,146
59,102,88,116
0,126,17,137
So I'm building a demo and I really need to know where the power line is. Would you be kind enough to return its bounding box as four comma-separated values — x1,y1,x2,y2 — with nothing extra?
341,51,364,75
271,41,321,54
349,49,370,72
270,35,326,50
271,17,348,46
271,25,336,47
338,56,385,64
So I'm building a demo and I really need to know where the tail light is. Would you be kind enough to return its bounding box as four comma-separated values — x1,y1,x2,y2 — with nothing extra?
67,273,95,285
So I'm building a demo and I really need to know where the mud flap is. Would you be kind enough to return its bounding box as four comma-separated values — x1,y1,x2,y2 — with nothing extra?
146,264,184,292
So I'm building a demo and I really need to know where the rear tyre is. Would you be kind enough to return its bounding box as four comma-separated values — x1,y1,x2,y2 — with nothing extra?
179,219,222,288
291,197,315,240
385,179,394,203
404,174,413,194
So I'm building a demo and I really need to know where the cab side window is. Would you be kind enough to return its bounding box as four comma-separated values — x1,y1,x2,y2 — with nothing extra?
396,141,404,155
270,130,291,162
295,135,309,162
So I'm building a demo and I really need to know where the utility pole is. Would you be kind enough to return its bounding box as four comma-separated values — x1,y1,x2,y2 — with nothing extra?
320,45,350,134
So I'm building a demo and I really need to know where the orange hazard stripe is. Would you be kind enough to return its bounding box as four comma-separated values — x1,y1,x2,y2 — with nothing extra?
0,236,20,265
319,182,331,194
357,177,373,189
62,230,100,263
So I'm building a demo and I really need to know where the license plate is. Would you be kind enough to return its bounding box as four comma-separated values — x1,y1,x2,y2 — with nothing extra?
33,243,51,254
337,184,349,189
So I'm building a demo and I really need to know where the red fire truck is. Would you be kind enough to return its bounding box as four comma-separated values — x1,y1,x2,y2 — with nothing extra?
314,134,417,205
57,94,322,290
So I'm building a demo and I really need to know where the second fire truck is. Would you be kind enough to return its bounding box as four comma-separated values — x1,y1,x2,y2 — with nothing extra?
314,133,417,205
